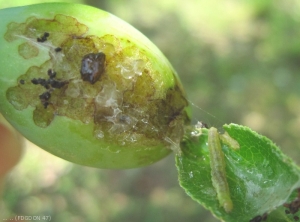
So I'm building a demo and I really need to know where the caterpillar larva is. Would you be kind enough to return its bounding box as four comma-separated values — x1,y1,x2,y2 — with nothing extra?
208,127,234,213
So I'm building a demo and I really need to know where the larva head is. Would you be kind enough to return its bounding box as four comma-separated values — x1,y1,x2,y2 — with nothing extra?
0,3,190,168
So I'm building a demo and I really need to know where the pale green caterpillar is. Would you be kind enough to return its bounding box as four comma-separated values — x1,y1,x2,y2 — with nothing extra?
208,127,239,213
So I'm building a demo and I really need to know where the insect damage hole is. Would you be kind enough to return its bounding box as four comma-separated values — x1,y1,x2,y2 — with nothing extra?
208,127,233,213
80,52,106,84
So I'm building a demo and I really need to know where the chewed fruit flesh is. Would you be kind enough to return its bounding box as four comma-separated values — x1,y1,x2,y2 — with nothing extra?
0,4,190,169
80,52,106,84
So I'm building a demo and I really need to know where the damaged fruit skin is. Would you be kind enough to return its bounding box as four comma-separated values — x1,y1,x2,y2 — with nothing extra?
0,3,190,169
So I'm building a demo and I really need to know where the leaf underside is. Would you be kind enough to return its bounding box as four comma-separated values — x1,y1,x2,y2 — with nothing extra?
176,123,300,222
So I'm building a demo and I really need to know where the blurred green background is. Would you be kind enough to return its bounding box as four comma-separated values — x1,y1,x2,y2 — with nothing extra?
1,0,300,221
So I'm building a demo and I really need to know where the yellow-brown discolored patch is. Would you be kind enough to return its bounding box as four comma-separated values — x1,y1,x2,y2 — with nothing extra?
18,42,39,59
5,14,189,148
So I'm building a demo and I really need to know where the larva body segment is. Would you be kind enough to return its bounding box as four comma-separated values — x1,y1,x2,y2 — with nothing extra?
219,131,240,150
208,127,233,213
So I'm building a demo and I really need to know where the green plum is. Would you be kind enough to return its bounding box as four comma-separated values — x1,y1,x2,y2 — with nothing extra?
0,3,190,168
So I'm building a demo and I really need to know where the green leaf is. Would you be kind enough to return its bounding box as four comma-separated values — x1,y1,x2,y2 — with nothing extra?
176,123,300,222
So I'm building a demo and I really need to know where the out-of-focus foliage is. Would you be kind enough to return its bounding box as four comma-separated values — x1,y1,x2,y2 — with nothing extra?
1,0,300,221
0,0,83,8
